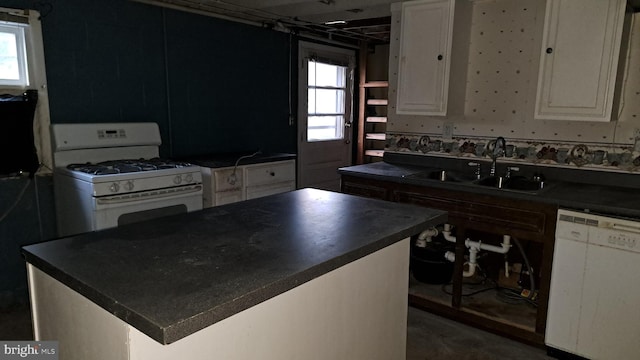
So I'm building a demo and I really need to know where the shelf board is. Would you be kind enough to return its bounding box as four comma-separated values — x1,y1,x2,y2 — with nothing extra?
367,99,388,106
366,116,387,123
362,81,389,88
365,149,384,157
365,133,386,140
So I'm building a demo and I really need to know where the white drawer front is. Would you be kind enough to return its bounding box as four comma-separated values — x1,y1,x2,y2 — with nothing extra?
214,189,244,206
245,160,295,187
213,167,243,192
246,181,296,200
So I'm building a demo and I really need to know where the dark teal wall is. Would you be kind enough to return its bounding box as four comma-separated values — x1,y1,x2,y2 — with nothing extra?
0,175,56,306
164,10,293,157
34,0,294,157
0,0,295,307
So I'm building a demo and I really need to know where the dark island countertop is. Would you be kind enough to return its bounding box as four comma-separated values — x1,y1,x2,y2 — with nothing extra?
22,188,447,345
338,154,640,219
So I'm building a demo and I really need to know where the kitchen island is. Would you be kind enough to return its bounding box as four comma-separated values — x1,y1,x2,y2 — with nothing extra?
22,188,446,360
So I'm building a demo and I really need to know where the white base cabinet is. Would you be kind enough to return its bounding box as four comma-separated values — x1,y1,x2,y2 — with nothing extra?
201,159,295,208
535,0,627,121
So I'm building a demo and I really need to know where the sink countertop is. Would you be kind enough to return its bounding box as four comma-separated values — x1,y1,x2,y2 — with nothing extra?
339,158,640,219
22,188,446,345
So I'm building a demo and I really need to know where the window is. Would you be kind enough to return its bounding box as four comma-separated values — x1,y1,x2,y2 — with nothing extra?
0,23,29,87
0,8,51,174
307,60,348,142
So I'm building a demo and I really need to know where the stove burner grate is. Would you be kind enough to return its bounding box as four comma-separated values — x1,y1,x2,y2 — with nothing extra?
66,158,195,175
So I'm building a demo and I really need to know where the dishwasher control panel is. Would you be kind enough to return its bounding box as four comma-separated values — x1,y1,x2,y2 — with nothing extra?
592,227,640,253
557,210,640,253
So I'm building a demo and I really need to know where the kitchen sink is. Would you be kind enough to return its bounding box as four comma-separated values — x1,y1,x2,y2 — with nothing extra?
473,176,548,192
404,168,550,194
406,169,477,183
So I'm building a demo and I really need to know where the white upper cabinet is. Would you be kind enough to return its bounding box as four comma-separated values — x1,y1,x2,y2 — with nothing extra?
535,0,627,122
395,0,455,116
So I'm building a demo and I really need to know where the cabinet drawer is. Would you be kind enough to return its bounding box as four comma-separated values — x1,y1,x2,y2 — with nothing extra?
246,181,295,200
245,160,295,187
213,167,243,192
341,176,391,200
214,189,244,206
393,189,550,242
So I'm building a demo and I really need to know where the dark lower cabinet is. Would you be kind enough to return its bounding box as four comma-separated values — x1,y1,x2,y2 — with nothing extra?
341,175,557,347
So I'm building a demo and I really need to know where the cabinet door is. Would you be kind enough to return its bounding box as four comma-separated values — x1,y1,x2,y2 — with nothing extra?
395,0,455,116
212,168,244,207
244,160,295,188
545,234,588,354
534,0,626,121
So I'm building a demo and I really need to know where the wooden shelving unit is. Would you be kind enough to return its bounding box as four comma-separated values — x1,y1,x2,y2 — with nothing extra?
357,43,388,164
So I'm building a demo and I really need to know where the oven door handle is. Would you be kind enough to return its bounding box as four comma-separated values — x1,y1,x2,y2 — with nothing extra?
96,185,203,205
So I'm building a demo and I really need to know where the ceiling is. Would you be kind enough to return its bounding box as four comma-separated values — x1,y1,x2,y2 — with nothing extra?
134,0,396,45
135,0,640,46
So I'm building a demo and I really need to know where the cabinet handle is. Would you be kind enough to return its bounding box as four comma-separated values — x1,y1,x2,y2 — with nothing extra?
437,54,443,60
546,47,553,54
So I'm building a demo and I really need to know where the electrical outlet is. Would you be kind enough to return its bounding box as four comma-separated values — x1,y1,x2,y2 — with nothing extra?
443,123,454,140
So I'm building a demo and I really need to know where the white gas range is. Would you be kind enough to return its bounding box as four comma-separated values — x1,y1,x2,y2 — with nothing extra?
52,123,203,237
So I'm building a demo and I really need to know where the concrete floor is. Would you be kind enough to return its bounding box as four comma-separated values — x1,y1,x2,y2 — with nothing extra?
407,306,553,360
0,303,33,341
1,303,552,359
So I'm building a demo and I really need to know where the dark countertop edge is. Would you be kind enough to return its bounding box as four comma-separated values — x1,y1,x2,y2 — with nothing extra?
338,165,640,219
22,211,447,345
185,153,296,168
22,253,168,343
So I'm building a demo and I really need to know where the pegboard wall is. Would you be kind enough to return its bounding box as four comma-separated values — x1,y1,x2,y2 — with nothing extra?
387,0,640,147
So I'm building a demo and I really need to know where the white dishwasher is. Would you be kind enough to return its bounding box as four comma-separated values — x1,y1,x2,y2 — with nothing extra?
546,209,640,359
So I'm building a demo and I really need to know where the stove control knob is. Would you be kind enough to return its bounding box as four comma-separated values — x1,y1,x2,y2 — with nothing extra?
185,174,193,183
109,182,120,193
123,180,135,191
173,175,183,185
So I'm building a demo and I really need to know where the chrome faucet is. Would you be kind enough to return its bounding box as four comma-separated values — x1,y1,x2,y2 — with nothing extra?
505,166,519,178
489,137,506,177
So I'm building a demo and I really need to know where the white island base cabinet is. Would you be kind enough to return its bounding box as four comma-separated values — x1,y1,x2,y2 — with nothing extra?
27,239,410,360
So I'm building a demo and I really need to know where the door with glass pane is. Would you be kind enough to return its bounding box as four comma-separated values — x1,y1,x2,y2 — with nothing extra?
298,42,354,191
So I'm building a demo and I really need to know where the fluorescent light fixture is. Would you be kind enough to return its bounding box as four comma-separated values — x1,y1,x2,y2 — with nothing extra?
324,20,346,25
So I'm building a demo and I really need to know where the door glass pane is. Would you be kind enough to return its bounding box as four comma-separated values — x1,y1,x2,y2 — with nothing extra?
308,88,345,114
307,60,348,142
308,115,344,141
0,32,19,80
308,61,346,87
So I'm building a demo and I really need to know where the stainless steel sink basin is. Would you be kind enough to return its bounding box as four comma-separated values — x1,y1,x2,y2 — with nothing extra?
406,169,477,183
474,176,547,192
405,168,549,194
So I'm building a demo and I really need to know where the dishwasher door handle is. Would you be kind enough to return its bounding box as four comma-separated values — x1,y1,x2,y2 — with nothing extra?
610,223,640,234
